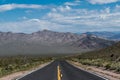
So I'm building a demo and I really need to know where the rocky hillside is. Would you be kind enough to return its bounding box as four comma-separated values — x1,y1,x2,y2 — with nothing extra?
78,42,120,59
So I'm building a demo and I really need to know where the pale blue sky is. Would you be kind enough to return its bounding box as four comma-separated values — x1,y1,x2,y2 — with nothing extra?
0,0,120,33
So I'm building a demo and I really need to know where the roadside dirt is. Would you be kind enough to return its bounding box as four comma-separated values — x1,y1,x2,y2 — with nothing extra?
0,62,51,80
69,61,120,80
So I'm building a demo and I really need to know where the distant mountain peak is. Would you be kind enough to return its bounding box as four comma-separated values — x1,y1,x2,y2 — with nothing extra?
42,29,51,32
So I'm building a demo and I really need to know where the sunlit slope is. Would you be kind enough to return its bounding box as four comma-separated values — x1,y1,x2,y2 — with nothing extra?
79,42,120,59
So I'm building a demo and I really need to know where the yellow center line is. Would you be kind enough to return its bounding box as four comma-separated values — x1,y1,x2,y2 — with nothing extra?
57,65,62,80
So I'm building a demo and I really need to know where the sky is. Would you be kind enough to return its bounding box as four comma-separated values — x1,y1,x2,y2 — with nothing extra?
0,0,120,33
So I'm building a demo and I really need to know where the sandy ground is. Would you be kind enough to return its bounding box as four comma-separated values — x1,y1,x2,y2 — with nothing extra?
69,61,120,80
0,62,51,80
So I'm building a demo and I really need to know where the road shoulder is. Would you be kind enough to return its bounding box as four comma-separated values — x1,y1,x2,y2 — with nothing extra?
0,62,51,80
68,61,120,80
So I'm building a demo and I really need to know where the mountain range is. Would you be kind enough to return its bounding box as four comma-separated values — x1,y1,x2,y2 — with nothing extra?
0,30,115,56
84,31,120,41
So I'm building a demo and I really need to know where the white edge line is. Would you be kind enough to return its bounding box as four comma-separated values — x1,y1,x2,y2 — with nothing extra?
16,61,53,80
67,61,109,80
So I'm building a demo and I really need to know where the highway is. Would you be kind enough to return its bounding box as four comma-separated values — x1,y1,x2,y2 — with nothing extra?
17,60,107,80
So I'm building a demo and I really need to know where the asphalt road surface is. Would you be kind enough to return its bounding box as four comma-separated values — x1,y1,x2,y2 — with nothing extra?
17,60,107,80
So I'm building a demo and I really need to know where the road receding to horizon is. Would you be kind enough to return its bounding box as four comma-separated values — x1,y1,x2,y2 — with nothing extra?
17,60,107,80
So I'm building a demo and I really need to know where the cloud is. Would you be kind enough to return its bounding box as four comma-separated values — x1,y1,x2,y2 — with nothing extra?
57,5,71,12
50,5,71,13
0,18,69,33
88,0,119,4
0,1,120,33
1,8,120,33
64,0,81,6
44,6,120,32
64,2,78,6
0,4,46,12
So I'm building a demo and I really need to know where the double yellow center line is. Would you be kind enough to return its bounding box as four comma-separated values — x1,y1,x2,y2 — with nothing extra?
57,65,62,80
